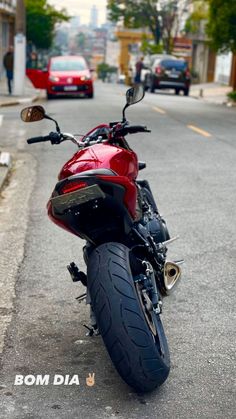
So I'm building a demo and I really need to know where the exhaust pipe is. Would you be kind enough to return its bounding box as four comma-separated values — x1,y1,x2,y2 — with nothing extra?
163,261,182,296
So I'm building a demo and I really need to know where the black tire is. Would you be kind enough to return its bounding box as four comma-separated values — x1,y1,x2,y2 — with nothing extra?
150,78,156,93
47,91,54,100
87,242,170,392
87,91,94,98
175,89,180,95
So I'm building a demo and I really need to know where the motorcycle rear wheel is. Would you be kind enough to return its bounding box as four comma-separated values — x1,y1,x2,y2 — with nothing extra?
87,242,170,392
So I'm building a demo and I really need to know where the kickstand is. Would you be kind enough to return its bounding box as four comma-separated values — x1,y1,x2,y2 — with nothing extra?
83,324,99,337
76,292,87,303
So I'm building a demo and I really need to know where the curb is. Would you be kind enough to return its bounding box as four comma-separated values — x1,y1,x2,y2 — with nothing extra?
0,92,41,191
0,92,41,108
0,152,12,192
190,94,228,106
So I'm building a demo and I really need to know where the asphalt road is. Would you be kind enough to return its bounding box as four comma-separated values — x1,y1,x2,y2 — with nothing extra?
0,82,235,419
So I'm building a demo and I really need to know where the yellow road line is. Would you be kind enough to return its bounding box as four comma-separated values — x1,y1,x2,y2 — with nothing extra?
187,124,212,138
152,106,166,115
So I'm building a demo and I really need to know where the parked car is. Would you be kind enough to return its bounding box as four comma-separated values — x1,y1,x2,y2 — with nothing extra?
26,55,94,99
144,57,191,96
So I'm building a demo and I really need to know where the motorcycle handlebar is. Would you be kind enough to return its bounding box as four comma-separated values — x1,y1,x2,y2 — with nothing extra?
116,125,151,136
27,132,62,145
27,135,51,144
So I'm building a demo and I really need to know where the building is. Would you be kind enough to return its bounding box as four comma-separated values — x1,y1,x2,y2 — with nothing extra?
0,0,16,78
90,5,98,30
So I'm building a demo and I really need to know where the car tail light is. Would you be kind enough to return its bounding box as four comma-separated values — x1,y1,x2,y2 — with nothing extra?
61,181,88,194
185,69,191,78
155,66,162,74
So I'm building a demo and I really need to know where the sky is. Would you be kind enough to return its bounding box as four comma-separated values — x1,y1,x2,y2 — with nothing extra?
48,0,108,26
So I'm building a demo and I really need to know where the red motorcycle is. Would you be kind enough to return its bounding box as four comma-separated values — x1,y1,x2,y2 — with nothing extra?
21,85,182,392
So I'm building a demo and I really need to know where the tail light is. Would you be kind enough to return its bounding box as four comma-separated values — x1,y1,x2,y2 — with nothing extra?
155,66,162,75
185,69,191,78
61,180,88,194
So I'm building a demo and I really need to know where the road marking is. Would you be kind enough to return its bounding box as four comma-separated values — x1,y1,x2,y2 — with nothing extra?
0,115,3,126
187,124,212,138
152,106,166,115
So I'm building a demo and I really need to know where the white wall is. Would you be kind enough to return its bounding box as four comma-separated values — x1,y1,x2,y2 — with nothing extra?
214,52,233,84
106,40,120,68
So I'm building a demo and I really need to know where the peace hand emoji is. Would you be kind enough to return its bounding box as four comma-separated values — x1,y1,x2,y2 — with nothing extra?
86,372,95,387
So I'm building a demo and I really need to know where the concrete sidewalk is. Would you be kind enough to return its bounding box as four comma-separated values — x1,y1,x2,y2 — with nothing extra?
0,77,42,192
190,82,232,105
0,76,42,107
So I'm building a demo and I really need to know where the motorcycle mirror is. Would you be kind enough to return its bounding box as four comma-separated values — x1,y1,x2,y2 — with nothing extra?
126,85,145,106
21,105,46,123
122,85,145,122
21,105,61,134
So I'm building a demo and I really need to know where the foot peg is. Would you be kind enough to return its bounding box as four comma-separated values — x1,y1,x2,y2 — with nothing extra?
76,292,87,303
67,262,87,286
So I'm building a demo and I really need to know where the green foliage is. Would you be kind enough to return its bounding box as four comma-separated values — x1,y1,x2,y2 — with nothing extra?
185,1,208,34
227,90,236,102
97,62,117,80
26,0,69,50
207,0,236,52
140,35,163,55
108,0,160,42
108,0,185,53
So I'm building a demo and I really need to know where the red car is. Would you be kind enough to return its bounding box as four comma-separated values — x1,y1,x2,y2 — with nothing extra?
27,55,94,99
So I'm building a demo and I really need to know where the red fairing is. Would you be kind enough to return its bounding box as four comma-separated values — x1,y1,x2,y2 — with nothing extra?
57,127,139,218
47,200,78,235
59,142,138,181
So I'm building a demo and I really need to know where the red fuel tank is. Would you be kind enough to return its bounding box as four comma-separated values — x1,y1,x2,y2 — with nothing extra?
58,142,138,181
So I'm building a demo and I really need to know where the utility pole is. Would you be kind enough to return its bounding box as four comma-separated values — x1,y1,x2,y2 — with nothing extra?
230,54,236,91
13,0,26,96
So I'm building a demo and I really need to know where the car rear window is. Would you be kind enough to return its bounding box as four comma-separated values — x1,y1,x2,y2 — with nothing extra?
161,60,187,70
51,60,87,71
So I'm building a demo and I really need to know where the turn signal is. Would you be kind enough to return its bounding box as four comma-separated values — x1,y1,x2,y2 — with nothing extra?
80,76,91,81
61,181,88,194
49,76,60,82
155,66,162,74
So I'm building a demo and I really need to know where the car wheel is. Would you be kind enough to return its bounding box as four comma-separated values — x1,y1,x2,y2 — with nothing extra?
144,82,149,92
47,91,54,100
175,89,180,95
150,78,155,93
87,91,94,98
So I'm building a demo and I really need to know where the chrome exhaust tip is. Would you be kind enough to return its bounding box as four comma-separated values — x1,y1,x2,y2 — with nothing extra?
163,261,182,295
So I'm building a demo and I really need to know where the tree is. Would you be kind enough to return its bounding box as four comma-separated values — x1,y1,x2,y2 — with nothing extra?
26,0,69,50
97,62,117,81
207,0,236,90
207,0,236,53
185,1,208,35
107,0,189,53
108,0,162,45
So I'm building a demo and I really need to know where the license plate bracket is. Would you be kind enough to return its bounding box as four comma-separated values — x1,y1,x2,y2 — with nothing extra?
51,184,105,213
